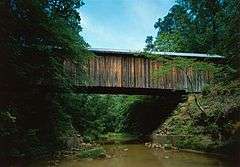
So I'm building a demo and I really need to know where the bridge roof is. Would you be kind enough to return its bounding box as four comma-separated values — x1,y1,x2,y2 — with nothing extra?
88,48,223,59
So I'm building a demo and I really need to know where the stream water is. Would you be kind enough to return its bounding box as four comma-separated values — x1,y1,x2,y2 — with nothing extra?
25,144,238,167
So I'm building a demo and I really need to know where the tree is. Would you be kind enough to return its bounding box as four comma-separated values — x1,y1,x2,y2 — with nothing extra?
154,5,189,34
216,0,240,76
144,36,155,51
0,0,89,157
145,0,239,78
154,32,188,52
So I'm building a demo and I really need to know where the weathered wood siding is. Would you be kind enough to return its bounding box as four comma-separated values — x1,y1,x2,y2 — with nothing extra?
68,55,210,92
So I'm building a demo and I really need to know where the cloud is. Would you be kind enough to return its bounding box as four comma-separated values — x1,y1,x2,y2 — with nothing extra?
78,0,174,50
80,12,115,42
125,0,158,30
80,10,144,50
124,0,174,31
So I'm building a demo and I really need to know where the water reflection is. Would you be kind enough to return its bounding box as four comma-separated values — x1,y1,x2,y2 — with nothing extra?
30,144,237,167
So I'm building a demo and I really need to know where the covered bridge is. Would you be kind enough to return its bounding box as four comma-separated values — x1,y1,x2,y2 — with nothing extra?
67,48,223,95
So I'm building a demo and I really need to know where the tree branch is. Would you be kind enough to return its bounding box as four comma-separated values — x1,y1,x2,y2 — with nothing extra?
184,69,207,116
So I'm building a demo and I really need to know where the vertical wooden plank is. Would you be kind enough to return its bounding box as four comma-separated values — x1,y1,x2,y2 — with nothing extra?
122,56,124,87
142,58,145,88
145,58,148,88
134,57,137,87
89,58,92,86
88,58,92,86
131,57,134,87
106,56,109,86
100,56,103,86
138,58,141,88
136,58,139,87
156,61,161,88
127,57,130,87
114,56,117,87
148,59,152,88
160,61,164,89
112,56,115,87
133,57,136,87
102,56,105,87
116,56,119,87
130,57,133,87
105,56,108,87
139,58,142,88
119,56,122,87
98,56,101,86
106,55,110,87
124,57,127,87
108,56,111,87
92,57,95,86
99,56,102,86
140,58,144,88
150,60,153,88
135,57,139,87
143,58,146,88
154,61,158,88
151,60,155,88
147,59,150,88
92,57,97,85
176,69,181,90
94,56,98,86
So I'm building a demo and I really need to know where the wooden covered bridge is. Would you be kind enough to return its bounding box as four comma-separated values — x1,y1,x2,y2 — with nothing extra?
66,48,222,95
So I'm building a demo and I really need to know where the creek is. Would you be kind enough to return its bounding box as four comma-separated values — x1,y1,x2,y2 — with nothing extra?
28,144,237,167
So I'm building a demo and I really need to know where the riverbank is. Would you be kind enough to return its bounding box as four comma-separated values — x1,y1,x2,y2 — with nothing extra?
98,132,140,144
144,142,233,159
150,81,240,159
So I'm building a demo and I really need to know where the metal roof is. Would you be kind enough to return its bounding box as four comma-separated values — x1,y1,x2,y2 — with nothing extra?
88,48,223,59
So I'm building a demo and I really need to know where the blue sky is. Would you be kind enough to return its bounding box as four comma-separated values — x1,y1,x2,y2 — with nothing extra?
79,0,175,51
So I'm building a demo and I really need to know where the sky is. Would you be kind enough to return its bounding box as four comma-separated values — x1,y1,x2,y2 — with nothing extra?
79,0,175,51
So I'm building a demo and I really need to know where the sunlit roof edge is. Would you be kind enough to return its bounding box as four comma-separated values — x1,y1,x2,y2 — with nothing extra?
88,48,224,59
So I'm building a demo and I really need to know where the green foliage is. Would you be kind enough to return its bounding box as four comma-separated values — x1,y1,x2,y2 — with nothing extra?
154,32,188,52
63,94,142,141
77,147,106,159
149,56,221,95
99,132,137,143
145,36,154,51
152,57,219,77
146,0,240,76
0,0,89,157
159,81,240,154
59,93,169,143
1,0,238,159
176,135,217,152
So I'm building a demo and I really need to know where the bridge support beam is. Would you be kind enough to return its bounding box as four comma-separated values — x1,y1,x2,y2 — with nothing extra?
74,86,186,96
